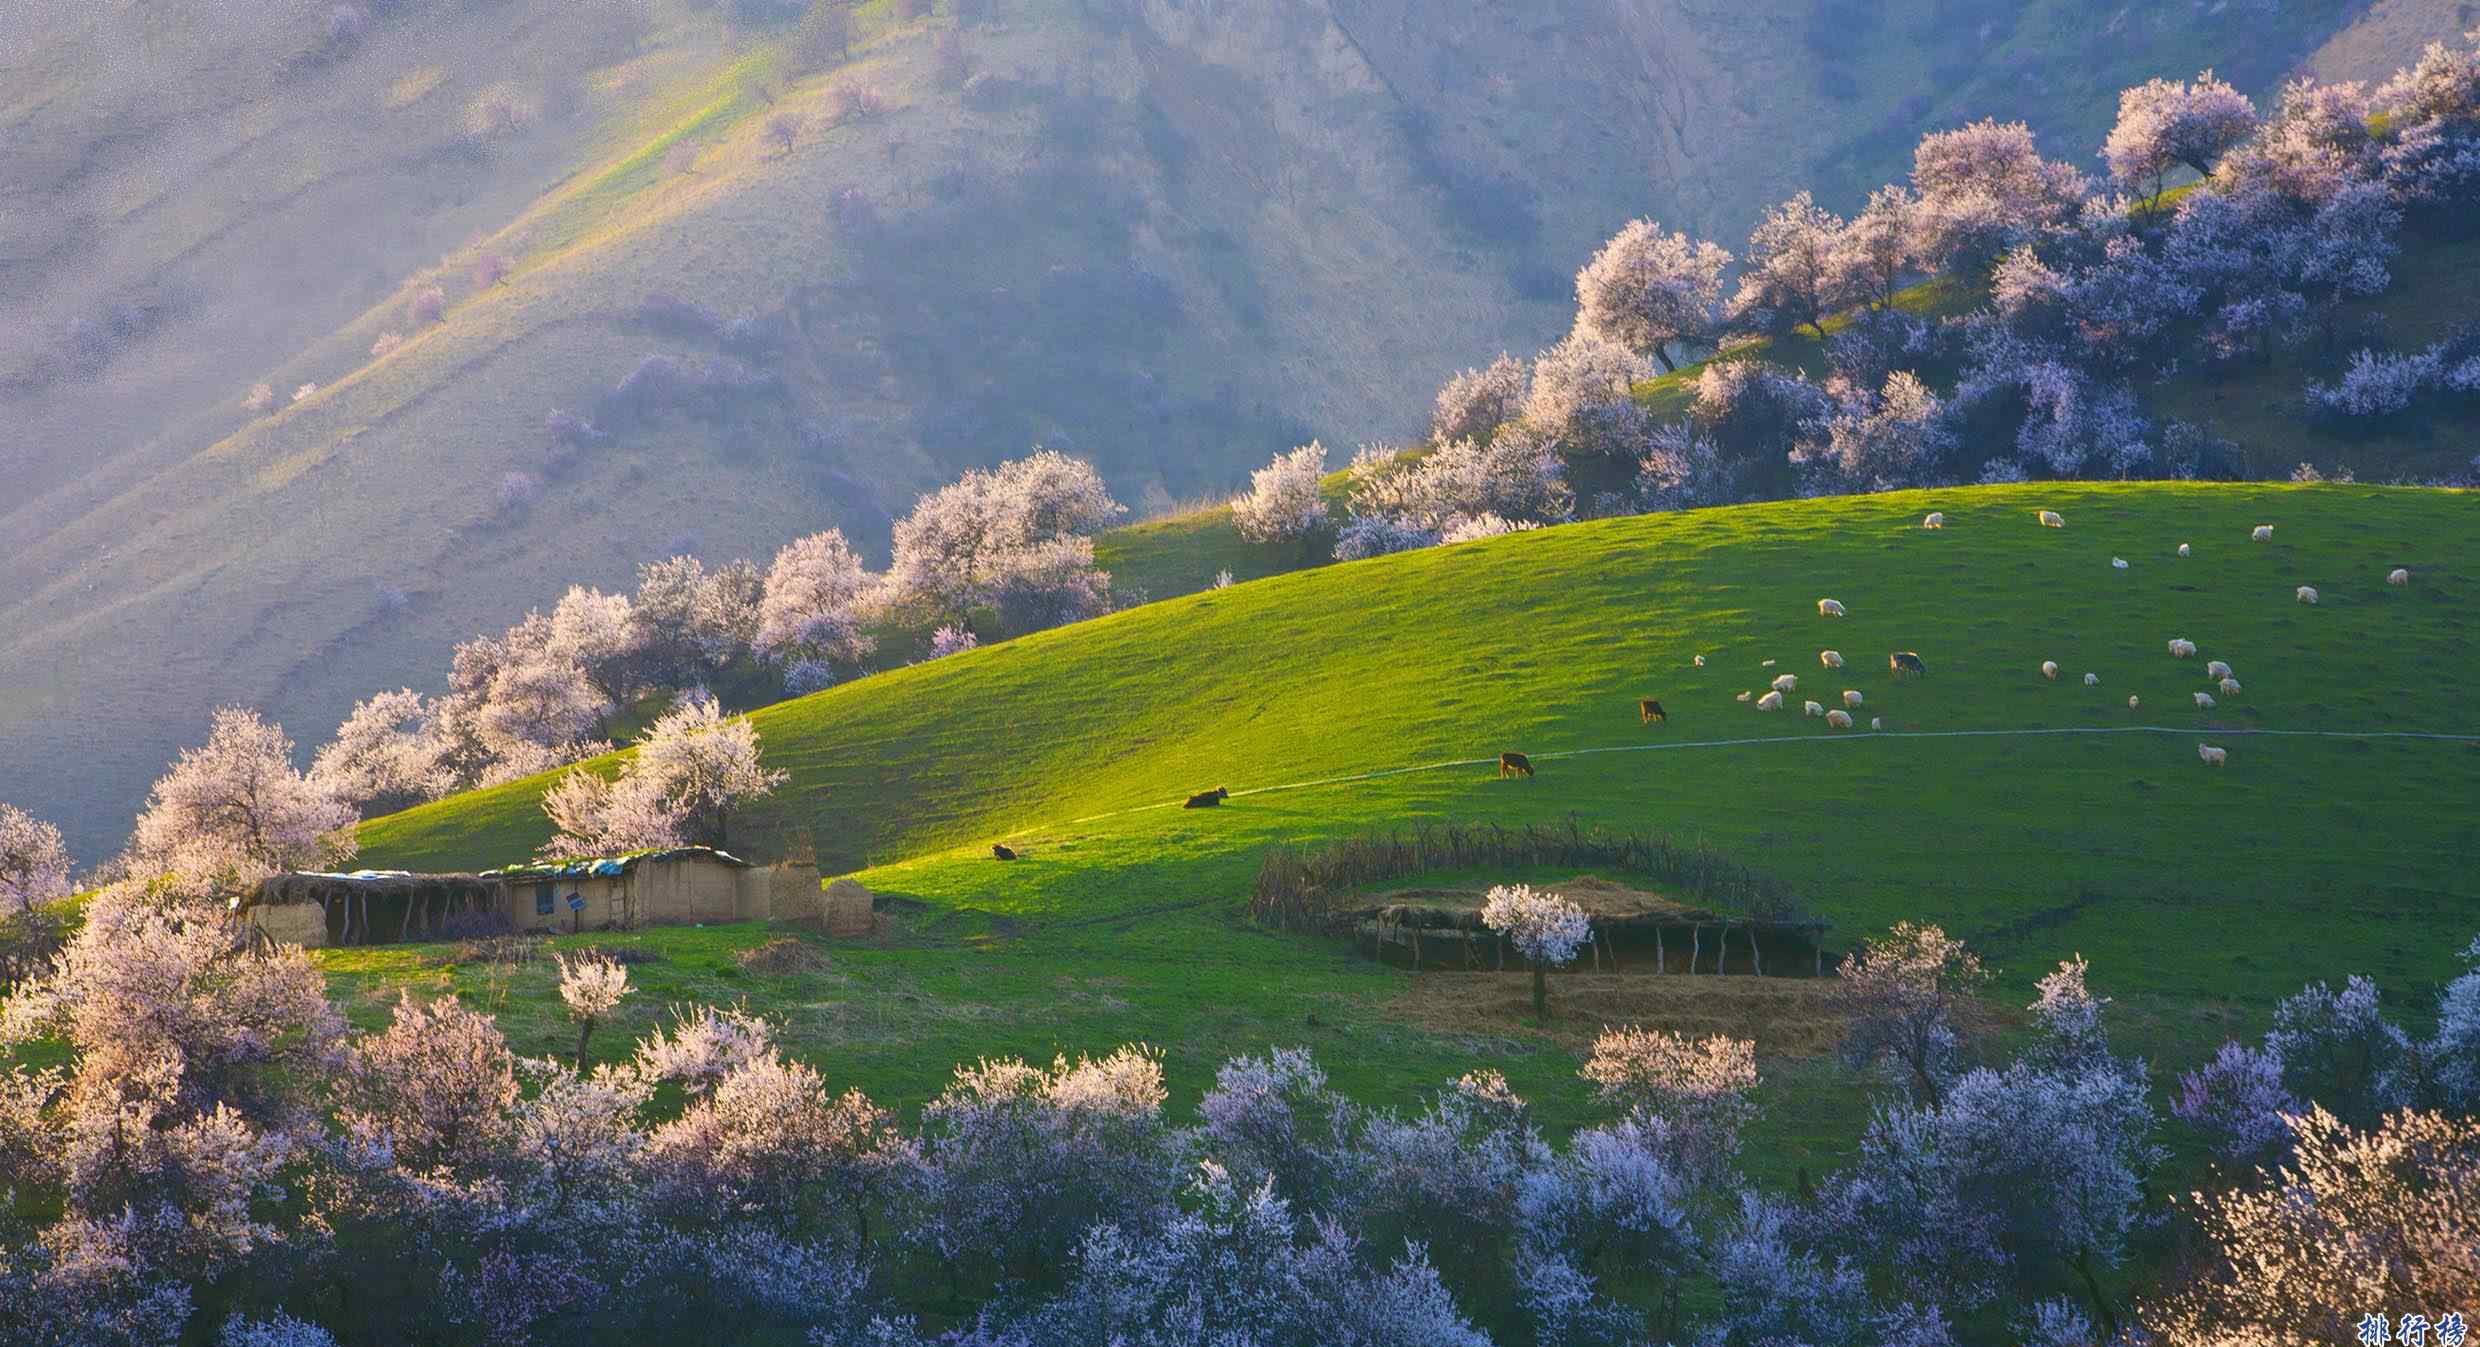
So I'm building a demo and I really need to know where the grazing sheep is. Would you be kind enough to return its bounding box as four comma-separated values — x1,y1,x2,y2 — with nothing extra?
1818,598,1846,617
2388,567,2411,586
2219,677,2241,696
1736,690,1752,702
1756,690,1785,711
1888,651,1926,679
1843,689,1864,708
2194,691,2216,708
1870,716,1883,730
2297,585,2319,604
1924,512,1945,528
2252,525,2273,542
1694,654,1707,666
1184,787,1231,809
1803,700,1826,717
1499,752,1534,779
1762,658,1778,667
2041,660,2059,680
2127,695,2140,709
2168,638,2197,658
2038,510,2065,528
2198,744,2228,767
1772,673,1800,693
2178,542,2191,557
2083,672,2099,686
2112,557,2129,570
1639,699,1669,724
1820,649,1845,668
992,844,1017,861
2206,660,2233,680
1826,709,1853,728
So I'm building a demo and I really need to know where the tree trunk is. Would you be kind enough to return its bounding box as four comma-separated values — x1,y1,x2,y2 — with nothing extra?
1654,347,1678,374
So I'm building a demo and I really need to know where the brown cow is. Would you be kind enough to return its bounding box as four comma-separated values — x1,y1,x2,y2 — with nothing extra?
1184,787,1231,809
1499,752,1534,779
1639,698,1668,724
991,844,1017,861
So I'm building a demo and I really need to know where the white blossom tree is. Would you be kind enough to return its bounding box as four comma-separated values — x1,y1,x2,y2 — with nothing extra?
1574,218,1732,372
127,708,358,897
308,689,454,816
1831,922,1989,1105
547,585,644,707
1522,329,1654,455
1430,353,1530,444
754,529,880,667
539,766,685,860
0,804,71,915
557,953,632,1069
1831,185,1921,311
1230,441,1331,544
1580,1026,1759,1185
1480,884,1591,1019
1733,191,1853,337
628,690,787,848
884,450,1121,631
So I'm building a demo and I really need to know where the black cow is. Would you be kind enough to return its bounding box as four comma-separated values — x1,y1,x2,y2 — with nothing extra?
991,844,1017,861
1184,787,1231,809
1639,698,1668,725
1499,752,1535,779
1888,651,1927,680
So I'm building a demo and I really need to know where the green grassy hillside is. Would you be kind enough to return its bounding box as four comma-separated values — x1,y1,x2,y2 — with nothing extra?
350,482,2480,1166
9,0,2443,864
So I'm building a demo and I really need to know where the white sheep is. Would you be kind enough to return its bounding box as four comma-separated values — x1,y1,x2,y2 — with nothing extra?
1736,691,1752,702
2206,660,2233,680
1756,690,1784,711
1804,700,1826,718
2112,557,2129,570
2178,542,2191,557
1772,673,1800,693
1694,654,1707,666
1762,658,1777,667
2194,691,2217,708
2297,585,2319,605
1923,512,1945,528
1826,709,1853,729
2168,638,2197,658
1820,649,1844,669
2252,524,2273,542
1818,598,1846,617
2219,677,2242,695
1870,716,1883,730
2041,660,2059,680
1843,689,1864,708
2127,695,2141,710
2083,672,2099,686
2387,567,2411,586
2198,743,2228,767
2038,510,2065,528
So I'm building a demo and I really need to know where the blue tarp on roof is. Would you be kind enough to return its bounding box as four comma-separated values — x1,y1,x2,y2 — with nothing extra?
480,845,750,882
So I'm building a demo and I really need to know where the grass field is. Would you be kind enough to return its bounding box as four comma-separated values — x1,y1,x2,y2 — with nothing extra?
351,481,2480,1208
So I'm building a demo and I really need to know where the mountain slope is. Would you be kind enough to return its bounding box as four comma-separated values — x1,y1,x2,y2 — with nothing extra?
363,482,2480,1016
0,0,2431,860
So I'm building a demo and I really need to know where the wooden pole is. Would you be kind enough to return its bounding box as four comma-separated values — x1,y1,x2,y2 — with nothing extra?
1690,926,1701,975
1654,926,1664,974
1748,925,1763,977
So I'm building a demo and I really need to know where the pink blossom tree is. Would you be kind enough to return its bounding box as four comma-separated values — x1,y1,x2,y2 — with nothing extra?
1831,185,1920,311
2103,72,2257,208
1830,922,1989,1105
1579,1026,1759,1183
557,954,633,1069
628,690,787,848
1908,119,2089,273
1574,219,1732,372
127,708,359,897
1522,330,1653,456
884,450,1122,630
0,804,71,915
539,765,685,860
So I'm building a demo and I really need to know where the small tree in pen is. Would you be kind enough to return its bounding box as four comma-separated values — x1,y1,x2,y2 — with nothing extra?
558,953,633,1069
1481,884,1591,1020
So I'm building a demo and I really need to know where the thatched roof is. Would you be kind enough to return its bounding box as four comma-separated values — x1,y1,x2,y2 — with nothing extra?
1347,876,1825,935
243,869,500,911
481,845,749,882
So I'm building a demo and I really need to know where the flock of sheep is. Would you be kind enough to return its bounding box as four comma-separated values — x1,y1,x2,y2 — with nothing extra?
1710,507,2415,770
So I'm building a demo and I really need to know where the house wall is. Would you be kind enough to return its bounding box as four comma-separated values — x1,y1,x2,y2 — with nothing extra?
249,902,329,949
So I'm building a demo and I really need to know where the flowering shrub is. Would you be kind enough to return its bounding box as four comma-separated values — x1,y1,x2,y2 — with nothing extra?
1481,884,1591,1019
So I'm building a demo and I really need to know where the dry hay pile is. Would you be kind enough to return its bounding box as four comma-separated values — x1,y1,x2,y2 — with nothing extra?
737,937,831,975
1390,972,1851,1056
